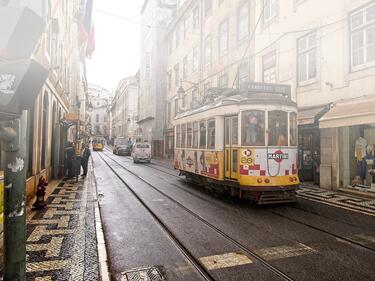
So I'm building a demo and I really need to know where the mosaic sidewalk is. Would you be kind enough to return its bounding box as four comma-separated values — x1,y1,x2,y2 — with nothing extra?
297,185,375,217
25,175,99,281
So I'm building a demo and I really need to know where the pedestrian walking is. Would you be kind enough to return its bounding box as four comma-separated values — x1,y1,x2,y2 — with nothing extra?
81,144,91,177
65,142,75,179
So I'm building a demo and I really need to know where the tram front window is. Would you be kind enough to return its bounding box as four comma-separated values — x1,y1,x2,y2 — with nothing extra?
242,111,265,146
268,111,288,146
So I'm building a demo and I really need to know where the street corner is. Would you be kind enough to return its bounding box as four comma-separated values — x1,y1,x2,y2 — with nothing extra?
25,176,100,281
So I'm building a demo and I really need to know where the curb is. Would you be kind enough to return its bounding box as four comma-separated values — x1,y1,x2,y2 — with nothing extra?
338,187,375,200
90,161,111,281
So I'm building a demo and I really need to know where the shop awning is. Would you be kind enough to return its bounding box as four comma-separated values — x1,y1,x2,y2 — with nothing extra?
319,96,375,129
298,105,329,126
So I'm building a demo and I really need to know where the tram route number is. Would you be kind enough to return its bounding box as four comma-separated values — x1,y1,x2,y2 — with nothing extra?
241,157,253,165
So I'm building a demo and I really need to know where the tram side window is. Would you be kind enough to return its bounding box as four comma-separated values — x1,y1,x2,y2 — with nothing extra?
232,117,238,145
268,111,288,146
193,122,199,148
181,124,187,148
187,123,193,148
199,121,207,149
289,112,297,146
207,119,215,149
176,125,181,148
242,111,265,146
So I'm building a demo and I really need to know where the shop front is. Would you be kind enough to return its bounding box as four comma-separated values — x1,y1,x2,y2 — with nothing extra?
298,105,330,185
319,96,375,191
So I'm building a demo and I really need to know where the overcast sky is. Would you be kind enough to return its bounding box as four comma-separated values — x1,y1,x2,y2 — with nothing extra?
86,1,143,92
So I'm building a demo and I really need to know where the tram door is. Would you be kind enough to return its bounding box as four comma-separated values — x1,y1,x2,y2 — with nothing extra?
224,116,239,180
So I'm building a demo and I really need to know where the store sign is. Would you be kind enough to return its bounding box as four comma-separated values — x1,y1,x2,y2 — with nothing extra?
241,82,291,96
268,150,288,163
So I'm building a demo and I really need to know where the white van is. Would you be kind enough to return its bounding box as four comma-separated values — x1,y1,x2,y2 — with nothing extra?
132,142,151,163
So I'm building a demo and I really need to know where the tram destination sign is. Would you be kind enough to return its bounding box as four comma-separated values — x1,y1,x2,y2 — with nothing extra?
241,82,291,97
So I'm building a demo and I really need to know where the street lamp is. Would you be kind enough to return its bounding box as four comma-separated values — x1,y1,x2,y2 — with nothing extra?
177,80,200,112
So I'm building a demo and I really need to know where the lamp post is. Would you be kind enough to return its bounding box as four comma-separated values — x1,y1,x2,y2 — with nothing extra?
177,80,199,111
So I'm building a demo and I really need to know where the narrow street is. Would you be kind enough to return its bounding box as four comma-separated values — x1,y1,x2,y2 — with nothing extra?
93,148,375,281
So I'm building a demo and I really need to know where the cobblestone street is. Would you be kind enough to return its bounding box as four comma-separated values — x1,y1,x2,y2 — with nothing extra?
25,168,99,281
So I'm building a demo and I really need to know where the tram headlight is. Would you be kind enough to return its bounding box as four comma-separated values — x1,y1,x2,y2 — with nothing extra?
257,178,263,184
264,178,270,184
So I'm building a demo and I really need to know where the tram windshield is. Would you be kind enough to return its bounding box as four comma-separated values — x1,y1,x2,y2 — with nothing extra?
242,110,265,146
268,111,288,146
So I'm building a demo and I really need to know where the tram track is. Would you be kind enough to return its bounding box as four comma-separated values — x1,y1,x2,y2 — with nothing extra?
104,150,375,253
97,152,215,281
98,151,295,281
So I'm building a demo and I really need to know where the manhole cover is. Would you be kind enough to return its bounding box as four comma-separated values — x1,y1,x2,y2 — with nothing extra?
121,266,165,281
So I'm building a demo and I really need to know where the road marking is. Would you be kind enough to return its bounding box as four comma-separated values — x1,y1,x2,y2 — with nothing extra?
199,252,253,270
256,243,316,261
27,237,64,257
35,276,52,281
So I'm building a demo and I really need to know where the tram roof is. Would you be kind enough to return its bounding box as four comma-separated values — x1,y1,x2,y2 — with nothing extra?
175,88,297,120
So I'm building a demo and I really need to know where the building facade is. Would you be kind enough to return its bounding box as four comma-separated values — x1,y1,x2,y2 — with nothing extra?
0,0,89,201
165,0,256,159
87,84,113,140
164,0,375,191
112,76,139,142
139,0,176,157
250,0,375,190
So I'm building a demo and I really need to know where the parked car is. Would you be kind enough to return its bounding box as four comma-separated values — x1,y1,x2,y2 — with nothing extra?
116,145,131,156
113,138,128,155
132,142,151,163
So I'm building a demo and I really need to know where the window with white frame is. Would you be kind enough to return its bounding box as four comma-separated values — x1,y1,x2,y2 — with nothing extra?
174,64,180,87
167,71,172,90
168,35,173,55
183,17,188,39
204,35,212,65
298,32,317,84
263,0,279,23
183,55,188,79
237,61,249,88
219,19,229,55
205,0,212,18
218,73,228,88
204,81,211,94
193,46,199,72
193,6,199,29
175,24,180,48
262,50,277,83
238,1,249,42
350,2,375,69
192,88,198,104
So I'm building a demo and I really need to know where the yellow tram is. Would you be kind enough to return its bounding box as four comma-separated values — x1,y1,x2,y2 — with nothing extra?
92,136,105,151
174,83,299,204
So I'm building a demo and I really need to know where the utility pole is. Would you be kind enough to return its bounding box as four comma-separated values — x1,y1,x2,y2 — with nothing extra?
0,111,28,281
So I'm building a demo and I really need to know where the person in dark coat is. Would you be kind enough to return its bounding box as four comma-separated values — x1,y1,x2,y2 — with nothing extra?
65,142,75,178
81,144,91,177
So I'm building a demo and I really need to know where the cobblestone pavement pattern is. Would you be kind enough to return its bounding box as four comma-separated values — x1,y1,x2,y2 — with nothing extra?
25,175,99,280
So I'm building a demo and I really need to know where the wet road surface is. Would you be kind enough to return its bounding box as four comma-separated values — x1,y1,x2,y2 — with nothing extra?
93,149,375,281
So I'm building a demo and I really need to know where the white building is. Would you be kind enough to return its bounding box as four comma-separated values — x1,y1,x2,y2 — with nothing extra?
139,0,176,157
112,76,139,142
87,84,113,139
251,0,375,190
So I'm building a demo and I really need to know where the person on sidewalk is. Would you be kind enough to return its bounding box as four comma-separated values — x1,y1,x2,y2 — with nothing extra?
65,142,75,179
81,144,91,177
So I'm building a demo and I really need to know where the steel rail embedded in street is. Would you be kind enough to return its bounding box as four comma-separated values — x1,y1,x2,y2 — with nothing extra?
96,152,216,281
99,150,295,281
108,150,375,256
